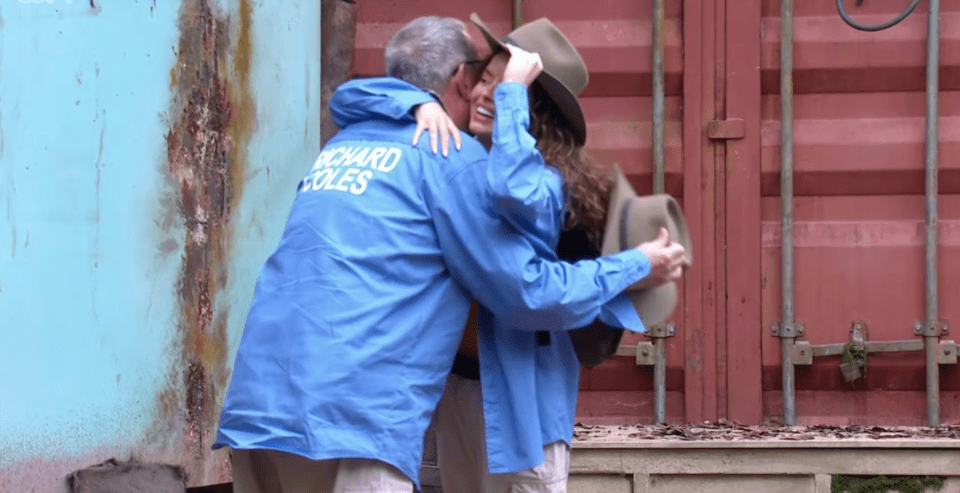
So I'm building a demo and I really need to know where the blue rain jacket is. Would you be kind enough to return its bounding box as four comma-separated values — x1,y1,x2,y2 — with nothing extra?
215,78,650,487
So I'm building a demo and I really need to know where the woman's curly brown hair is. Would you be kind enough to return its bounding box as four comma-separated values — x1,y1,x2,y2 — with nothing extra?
529,82,613,249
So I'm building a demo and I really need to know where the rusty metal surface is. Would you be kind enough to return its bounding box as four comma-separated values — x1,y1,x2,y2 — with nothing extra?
164,1,243,473
1,0,320,490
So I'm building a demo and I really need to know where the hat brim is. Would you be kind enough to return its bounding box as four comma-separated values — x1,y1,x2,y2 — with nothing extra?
600,165,693,327
471,13,509,57
532,72,587,146
470,13,587,146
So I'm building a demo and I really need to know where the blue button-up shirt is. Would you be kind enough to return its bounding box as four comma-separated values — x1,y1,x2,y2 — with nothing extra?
214,78,649,487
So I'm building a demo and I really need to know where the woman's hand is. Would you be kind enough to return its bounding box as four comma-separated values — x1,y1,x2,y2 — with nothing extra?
412,102,461,157
502,44,543,87
634,227,687,289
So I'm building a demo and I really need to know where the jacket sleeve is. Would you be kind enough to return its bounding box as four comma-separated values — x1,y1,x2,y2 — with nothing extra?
433,157,649,333
486,82,565,238
330,77,438,129
484,83,647,333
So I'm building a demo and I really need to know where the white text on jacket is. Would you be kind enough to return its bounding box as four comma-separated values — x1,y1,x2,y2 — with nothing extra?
299,145,401,196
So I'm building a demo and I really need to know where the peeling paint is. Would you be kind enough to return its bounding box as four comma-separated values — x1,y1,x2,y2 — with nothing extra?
162,0,255,482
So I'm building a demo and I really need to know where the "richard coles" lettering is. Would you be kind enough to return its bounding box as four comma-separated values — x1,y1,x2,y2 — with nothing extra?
299,144,402,196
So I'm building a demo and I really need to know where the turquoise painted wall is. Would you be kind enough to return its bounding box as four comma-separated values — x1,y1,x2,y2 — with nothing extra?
0,0,321,490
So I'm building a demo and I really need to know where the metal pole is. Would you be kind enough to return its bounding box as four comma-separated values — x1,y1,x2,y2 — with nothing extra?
654,332,667,424
780,0,796,426
652,0,666,195
924,0,941,427
512,0,524,29
651,0,667,425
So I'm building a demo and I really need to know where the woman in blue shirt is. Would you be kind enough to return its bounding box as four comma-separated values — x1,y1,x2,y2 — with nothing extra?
430,16,684,493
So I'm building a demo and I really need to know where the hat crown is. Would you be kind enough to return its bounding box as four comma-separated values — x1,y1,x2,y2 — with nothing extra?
506,18,588,96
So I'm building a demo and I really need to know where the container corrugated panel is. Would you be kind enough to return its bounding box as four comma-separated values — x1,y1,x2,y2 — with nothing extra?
355,0,960,427
758,0,960,425
0,1,320,491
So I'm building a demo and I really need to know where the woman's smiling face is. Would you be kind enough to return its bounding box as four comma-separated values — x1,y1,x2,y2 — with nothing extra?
468,52,509,139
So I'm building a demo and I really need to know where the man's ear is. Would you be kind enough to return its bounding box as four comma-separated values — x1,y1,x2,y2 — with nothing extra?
454,65,474,98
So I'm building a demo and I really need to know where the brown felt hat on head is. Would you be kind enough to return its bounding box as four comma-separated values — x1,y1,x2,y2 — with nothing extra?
601,165,693,327
470,13,589,146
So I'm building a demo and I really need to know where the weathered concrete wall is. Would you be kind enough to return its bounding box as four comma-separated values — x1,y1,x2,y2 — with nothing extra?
570,438,960,493
0,0,320,490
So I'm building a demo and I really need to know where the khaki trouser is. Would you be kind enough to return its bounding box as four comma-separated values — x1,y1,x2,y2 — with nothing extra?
434,374,571,493
231,449,413,493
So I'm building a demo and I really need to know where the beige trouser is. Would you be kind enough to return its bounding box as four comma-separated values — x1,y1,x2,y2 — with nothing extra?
434,374,571,493
231,449,413,493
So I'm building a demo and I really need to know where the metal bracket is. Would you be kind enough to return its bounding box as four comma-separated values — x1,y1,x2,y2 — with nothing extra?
914,320,950,337
635,341,656,366
771,322,805,338
707,118,745,140
939,340,958,364
791,321,866,366
850,320,868,345
647,324,676,339
792,340,814,365
632,325,675,366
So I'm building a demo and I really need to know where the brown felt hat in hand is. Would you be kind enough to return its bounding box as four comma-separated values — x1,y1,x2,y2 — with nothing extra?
470,13,589,146
601,165,693,327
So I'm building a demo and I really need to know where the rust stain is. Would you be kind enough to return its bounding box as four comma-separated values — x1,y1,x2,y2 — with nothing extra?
228,0,256,210
160,0,256,482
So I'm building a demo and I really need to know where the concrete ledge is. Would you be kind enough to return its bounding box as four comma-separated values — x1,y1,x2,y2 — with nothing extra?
570,432,960,493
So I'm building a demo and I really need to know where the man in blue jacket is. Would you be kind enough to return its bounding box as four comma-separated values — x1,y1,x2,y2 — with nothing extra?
215,16,685,493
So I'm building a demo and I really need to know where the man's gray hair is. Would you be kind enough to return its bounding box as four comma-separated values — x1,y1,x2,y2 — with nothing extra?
385,16,479,94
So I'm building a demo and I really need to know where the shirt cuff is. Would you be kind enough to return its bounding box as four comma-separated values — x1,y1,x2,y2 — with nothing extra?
608,248,652,293
598,292,646,333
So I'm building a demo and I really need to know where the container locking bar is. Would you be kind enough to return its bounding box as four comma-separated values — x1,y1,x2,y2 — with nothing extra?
786,320,957,386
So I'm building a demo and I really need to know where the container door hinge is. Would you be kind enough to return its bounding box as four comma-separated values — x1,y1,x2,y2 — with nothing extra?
707,118,745,140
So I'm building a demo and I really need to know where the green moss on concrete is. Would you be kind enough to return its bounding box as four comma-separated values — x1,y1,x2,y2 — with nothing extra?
831,475,944,493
